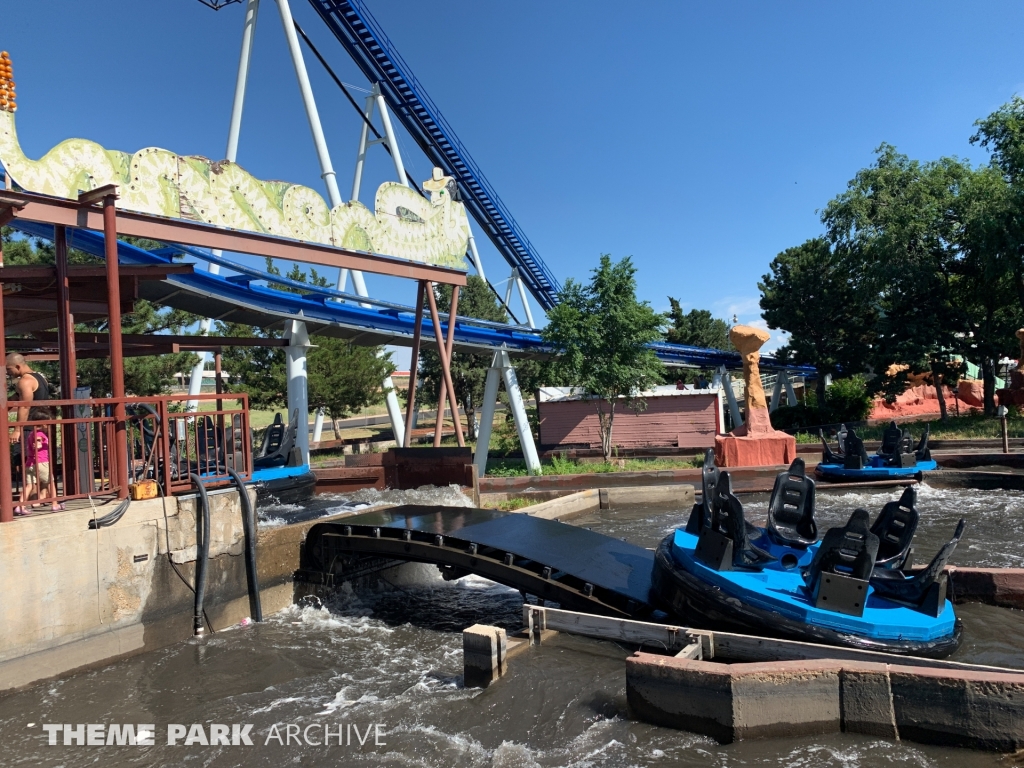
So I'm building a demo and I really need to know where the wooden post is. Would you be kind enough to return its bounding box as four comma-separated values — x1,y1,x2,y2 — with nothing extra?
0,256,10,522
102,192,129,499
425,283,465,447
434,285,460,447
403,281,426,448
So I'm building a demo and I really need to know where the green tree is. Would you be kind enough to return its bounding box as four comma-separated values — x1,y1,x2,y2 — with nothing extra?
308,336,395,435
216,322,287,410
822,145,971,418
542,255,664,460
664,302,731,350
955,162,1024,413
759,238,877,403
663,301,732,386
419,275,507,435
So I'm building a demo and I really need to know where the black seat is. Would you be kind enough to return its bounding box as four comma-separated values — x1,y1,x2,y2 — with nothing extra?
870,520,965,613
879,421,903,458
871,486,919,570
256,413,285,459
803,509,879,595
913,424,931,462
843,428,870,470
819,428,844,465
709,472,775,570
254,409,299,470
766,458,818,548
685,449,719,534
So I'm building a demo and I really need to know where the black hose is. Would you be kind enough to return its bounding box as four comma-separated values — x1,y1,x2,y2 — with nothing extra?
88,498,130,529
189,474,211,637
227,468,262,622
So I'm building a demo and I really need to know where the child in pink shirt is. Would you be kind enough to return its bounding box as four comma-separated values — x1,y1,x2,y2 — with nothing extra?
15,428,62,515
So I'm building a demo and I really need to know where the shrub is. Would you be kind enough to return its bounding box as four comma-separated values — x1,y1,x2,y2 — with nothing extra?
769,375,872,433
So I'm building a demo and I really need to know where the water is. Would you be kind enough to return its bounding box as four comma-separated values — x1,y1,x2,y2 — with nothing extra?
0,484,1021,767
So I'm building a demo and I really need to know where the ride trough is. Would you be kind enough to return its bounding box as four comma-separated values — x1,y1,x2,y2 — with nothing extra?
653,452,965,658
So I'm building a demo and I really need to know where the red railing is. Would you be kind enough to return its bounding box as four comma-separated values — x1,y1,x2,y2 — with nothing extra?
2,393,251,521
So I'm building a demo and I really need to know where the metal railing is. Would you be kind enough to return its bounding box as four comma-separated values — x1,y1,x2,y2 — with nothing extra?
3,393,251,520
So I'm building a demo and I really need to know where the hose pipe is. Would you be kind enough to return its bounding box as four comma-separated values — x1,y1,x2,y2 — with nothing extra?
227,468,263,622
189,474,211,636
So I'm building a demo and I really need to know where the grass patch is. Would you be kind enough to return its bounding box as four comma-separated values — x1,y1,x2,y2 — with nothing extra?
483,496,538,511
484,454,705,477
812,411,1024,442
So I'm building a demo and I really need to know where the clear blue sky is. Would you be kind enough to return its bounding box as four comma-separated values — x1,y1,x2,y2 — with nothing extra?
4,1,1024,358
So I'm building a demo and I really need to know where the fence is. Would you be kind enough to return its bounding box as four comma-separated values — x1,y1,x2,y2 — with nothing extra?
4,393,251,519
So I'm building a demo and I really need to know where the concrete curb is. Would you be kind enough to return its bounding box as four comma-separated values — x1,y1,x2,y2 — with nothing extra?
626,652,1024,751
509,485,695,521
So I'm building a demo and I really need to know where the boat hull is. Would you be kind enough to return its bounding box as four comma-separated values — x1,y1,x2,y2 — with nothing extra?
651,536,962,658
815,459,938,482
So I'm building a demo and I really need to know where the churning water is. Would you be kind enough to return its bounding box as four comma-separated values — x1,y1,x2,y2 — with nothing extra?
0,484,1020,767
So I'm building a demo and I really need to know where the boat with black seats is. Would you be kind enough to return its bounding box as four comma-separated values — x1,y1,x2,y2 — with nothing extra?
815,421,938,481
652,450,963,657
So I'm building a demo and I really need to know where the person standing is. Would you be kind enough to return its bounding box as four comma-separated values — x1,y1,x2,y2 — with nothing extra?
6,353,50,444
6,354,52,514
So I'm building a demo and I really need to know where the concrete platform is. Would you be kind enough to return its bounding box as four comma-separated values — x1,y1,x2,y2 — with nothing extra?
626,652,1024,750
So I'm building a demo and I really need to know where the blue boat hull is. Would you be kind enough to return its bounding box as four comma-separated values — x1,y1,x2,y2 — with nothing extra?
815,459,938,481
652,530,962,658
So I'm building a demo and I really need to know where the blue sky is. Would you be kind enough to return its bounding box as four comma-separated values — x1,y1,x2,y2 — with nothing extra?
4,1,1024,360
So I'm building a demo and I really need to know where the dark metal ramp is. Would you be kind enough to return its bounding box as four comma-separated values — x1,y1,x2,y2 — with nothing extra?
298,505,657,618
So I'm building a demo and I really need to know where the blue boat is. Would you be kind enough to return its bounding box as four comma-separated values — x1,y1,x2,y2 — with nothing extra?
652,452,964,657
815,421,938,481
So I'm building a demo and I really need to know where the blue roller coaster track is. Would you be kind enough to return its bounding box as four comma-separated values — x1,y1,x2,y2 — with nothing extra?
8,218,810,372
307,0,563,311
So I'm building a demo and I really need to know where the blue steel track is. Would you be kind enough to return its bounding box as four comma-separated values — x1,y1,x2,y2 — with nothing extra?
10,219,809,371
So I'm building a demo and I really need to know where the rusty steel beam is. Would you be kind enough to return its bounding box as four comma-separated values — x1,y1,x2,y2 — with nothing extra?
102,193,129,500
403,281,426,448
0,189,467,286
0,264,193,280
434,284,460,447
425,283,465,447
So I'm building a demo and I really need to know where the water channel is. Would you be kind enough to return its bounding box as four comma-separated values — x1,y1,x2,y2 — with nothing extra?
1,484,1022,767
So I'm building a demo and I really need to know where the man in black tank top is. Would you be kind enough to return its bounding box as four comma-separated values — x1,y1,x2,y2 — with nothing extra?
5,353,50,444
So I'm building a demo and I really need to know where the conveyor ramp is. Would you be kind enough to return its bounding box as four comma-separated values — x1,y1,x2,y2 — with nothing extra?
298,505,657,618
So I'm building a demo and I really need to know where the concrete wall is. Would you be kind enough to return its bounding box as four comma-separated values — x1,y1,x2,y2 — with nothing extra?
626,652,1024,751
0,489,294,692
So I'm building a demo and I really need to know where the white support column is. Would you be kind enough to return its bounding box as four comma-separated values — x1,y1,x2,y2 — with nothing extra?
504,267,517,307
473,354,503,478
285,320,311,464
467,229,486,280
783,372,797,407
276,0,342,206
277,10,405,445
723,372,743,429
515,274,536,328
312,408,325,444
186,0,260,410
769,375,784,413
500,350,541,475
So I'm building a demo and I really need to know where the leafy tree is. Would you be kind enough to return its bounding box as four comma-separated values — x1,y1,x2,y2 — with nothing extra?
542,255,664,460
956,163,1024,413
663,301,731,385
419,275,507,435
822,145,971,418
664,301,731,350
308,336,395,435
759,238,877,403
216,322,287,410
